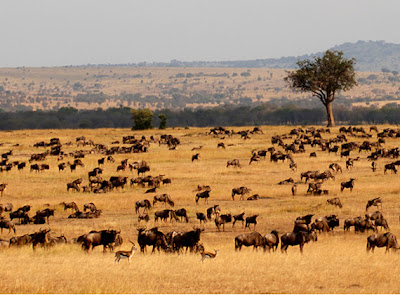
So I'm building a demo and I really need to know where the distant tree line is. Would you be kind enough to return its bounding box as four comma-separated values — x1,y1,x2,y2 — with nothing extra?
0,104,400,130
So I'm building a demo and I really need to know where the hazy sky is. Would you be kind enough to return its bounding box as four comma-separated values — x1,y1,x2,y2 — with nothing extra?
1,0,399,67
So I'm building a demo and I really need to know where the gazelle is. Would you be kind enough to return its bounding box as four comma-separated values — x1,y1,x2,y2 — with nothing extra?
115,241,137,263
200,249,219,263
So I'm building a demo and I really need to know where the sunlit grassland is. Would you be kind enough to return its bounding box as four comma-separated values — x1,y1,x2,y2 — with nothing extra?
0,126,400,293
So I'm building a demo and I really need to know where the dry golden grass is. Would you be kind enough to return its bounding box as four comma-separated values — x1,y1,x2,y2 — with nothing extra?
0,66,398,110
0,125,400,293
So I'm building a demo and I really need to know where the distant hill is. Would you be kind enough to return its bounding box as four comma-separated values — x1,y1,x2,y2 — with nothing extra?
109,41,400,72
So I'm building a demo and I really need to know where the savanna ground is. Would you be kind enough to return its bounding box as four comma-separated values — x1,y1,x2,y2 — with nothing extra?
0,125,400,293
0,66,399,111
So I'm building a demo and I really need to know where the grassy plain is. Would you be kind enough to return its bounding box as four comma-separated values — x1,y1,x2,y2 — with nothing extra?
0,125,400,293
0,66,399,111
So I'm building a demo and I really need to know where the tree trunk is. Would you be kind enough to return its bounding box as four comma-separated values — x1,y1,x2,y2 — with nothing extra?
325,101,335,127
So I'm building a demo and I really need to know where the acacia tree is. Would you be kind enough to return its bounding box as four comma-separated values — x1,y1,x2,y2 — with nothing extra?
130,109,154,130
284,50,357,127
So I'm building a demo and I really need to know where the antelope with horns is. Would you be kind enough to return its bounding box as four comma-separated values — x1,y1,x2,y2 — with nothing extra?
115,240,137,263
200,249,219,263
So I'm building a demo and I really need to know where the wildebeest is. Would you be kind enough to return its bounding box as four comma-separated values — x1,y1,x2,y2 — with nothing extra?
232,187,251,200
80,229,121,252
206,205,220,220
9,234,33,247
278,178,294,185
374,218,390,231
235,232,265,251
195,189,211,204
344,217,362,231
135,199,151,214
215,214,232,231
83,203,97,212
58,163,67,172
280,230,317,253
110,176,128,190
329,163,342,173
245,215,259,230
35,208,55,224
196,212,207,225
384,163,397,174
0,184,7,197
232,212,245,227
172,227,203,253
60,201,79,212
31,228,51,251
0,219,16,234
264,230,279,252
367,232,400,253
48,234,67,246
192,153,200,162
154,209,173,222
174,208,189,223
341,178,355,192
137,227,169,253
291,184,297,196
355,218,377,233
138,213,150,223
227,159,241,168
366,197,382,211
327,198,343,208
153,194,174,207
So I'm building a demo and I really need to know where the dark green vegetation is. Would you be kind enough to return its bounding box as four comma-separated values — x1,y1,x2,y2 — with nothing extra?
285,50,357,127
1,104,400,130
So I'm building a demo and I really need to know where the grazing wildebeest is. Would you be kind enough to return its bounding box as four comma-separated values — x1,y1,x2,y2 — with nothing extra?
365,211,384,221
232,187,251,200
138,213,150,223
49,235,68,246
264,230,279,252
384,163,397,174
153,194,174,207
154,209,173,222
344,217,362,231
341,178,355,192
217,142,226,149
35,208,55,224
245,215,259,230
174,208,189,223
280,230,317,253
249,154,261,165
206,205,220,220
17,162,26,171
31,228,51,251
235,232,265,251
366,197,382,211
162,178,172,185
196,212,207,225
83,203,97,212
137,227,169,254
135,199,151,214
309,152,317,158
226,159,241,168
374,218,390,231
367,232,400,253
0,184,7,197
172,227,203,253
0,219,16,234
80,229,121,252
355,218,377,233
300,171,319,183
327,198,343,208
145,187,157,194
192,153,200,162
60,201,79,212
58,163,67,172
67,182,80,192
232,212,245,227
195,189,211,204
215,214,232,232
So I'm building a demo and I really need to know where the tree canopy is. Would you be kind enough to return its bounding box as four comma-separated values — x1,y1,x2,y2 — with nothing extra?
130,108,154,130
284,50,357,126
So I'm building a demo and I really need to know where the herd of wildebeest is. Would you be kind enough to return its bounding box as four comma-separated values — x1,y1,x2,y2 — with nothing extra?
1,125,400,262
